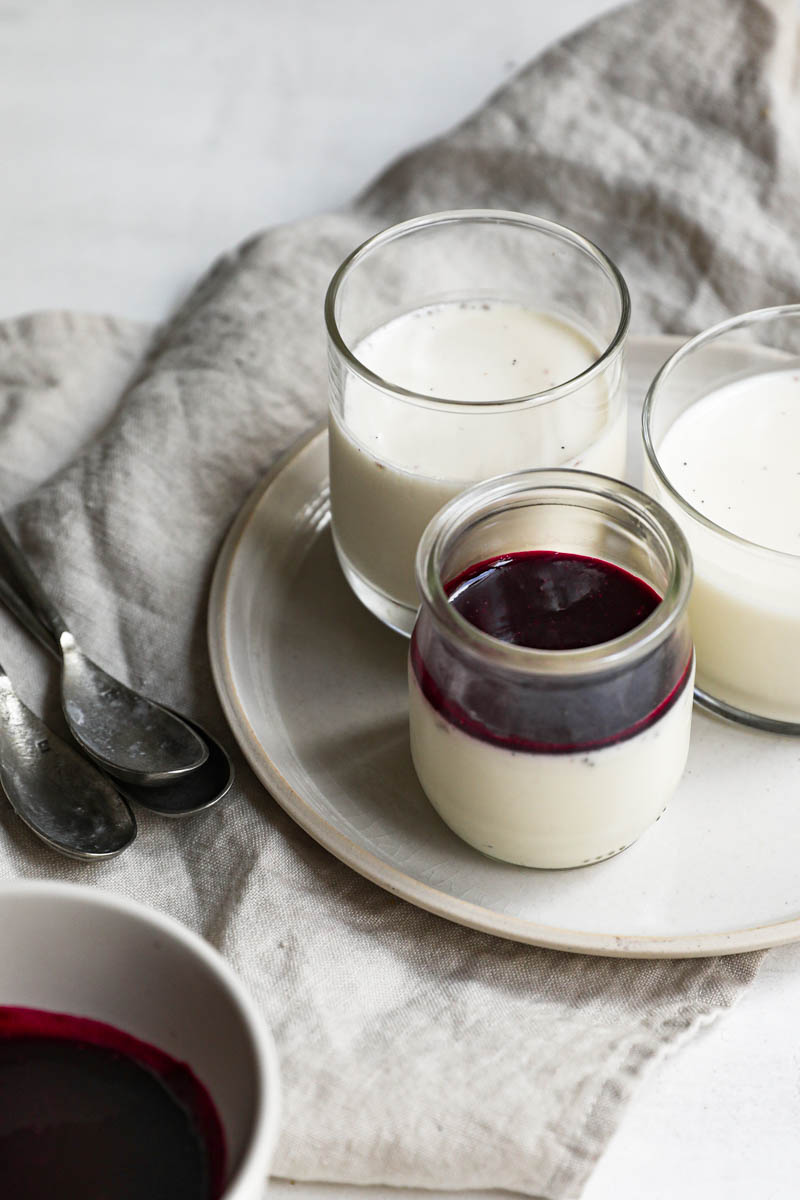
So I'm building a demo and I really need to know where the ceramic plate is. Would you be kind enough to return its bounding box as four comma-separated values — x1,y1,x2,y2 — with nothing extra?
209,336,800,958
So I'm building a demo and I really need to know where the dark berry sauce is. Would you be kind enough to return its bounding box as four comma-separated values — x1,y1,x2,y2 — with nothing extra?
446,551,661,649
411,550,692,753
0,1006,226,1200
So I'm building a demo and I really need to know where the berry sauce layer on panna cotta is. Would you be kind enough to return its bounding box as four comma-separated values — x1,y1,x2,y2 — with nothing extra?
410,549,694,869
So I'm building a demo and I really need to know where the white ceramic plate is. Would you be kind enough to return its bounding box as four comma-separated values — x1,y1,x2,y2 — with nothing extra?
209,336,800,958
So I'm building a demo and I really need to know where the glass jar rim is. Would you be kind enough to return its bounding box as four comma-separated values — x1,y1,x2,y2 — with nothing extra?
642,303,800,563
324,209,631,413
415,468,693,677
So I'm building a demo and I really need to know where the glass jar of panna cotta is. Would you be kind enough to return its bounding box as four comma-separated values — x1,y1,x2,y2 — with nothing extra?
643,305,800,731
409,470,694,870
326,210,630,635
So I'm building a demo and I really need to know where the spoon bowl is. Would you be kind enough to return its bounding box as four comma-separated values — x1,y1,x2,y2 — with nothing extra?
59,632,209,786
0,519,208,786
0,573,234,817
0,668,136,859
113,713,234,817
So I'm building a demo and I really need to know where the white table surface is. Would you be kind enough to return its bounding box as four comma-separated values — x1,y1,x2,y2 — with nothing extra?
3,2,800,1197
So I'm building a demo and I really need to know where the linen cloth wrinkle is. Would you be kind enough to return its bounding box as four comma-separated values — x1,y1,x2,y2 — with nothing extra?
0,0,795,1195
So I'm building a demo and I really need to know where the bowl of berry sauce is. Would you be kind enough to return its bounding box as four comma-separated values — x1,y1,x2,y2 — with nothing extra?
0,882,279,1200
410,469,694,869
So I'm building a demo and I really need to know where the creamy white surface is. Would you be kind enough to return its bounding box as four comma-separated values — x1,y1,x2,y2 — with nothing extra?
356,301,598,406
652,369,800,722
659,369,800,555
330,302,626,612
408,667,694,870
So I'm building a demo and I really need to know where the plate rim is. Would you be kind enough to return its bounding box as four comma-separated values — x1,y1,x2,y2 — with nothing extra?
208,334,800,959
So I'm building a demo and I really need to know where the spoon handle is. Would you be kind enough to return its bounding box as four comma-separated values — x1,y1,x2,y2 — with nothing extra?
0,519,70,647
0,571,60,662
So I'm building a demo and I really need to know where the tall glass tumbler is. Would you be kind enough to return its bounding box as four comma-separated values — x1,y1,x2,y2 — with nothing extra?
326,210,630,635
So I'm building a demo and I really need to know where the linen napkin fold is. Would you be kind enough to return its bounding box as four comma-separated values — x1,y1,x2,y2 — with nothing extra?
0,0,797,1194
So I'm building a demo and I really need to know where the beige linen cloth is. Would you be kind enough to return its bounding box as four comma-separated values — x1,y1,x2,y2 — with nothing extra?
0,0,797,1194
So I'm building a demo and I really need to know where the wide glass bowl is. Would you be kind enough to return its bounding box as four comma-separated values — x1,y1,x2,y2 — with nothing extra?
643,305,800,731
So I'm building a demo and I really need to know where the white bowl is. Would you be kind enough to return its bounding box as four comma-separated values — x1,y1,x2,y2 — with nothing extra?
0,881,280,1199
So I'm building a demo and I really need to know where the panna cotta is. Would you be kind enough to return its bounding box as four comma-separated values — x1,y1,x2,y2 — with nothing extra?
326,211,630,634
644,308,800,728
409,472,694,869
330,302,627,615
658,369,800,554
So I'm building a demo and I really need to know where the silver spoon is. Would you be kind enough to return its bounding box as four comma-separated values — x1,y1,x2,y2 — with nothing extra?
0,572,234,817
0,519,207,786
0,659,136,859
116,713,234,817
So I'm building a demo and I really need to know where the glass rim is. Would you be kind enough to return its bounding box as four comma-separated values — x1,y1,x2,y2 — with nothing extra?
415,468,693,677
642,303,800,563
324,209,631,413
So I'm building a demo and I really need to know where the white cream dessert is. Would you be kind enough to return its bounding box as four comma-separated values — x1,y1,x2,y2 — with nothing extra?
409,550,694,869
329,301,626,612
409,668,694,869
653,368,800,722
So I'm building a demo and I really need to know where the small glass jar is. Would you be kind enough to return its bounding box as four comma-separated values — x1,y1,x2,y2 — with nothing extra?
326,210,630,635
409,470,694,869
643,305,800,731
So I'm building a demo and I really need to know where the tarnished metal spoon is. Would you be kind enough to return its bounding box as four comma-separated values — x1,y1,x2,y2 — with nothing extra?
0,572,233,817
0,659,136,859
115,713,234,817
0,519,207,786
